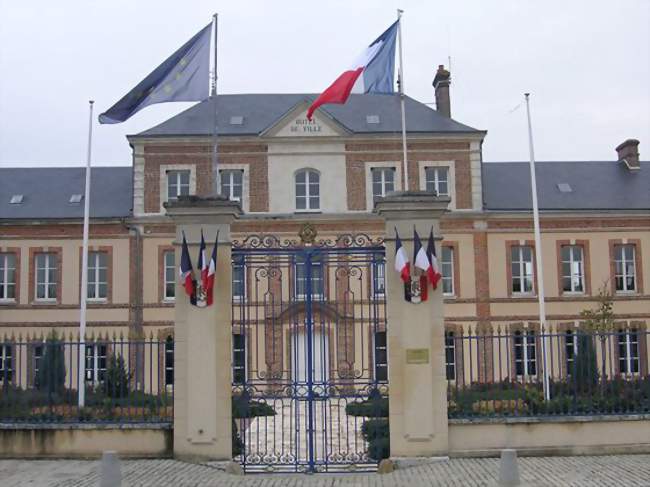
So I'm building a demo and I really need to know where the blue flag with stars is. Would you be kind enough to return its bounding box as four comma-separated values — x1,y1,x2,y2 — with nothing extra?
99,23,212,124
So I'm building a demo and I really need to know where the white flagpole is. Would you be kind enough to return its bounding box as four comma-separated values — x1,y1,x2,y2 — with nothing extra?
524,93,550,401
396,9,409,191
78,100,94,408
211,13,219,196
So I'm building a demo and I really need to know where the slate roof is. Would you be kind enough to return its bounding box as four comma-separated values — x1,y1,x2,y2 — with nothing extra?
0,167,132,220
133,93,480,137
483,161,650,211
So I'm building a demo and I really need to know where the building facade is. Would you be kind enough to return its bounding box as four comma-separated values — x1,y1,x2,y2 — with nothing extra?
1,66,649,388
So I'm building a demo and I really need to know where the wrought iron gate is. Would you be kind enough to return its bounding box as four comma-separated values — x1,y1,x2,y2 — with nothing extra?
231,233,388,473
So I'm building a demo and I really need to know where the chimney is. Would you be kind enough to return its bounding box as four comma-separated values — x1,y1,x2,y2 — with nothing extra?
433,64,451,118
616,139,640,171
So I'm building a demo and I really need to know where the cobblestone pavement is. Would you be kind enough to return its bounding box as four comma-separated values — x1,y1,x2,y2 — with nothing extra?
2,455,650,486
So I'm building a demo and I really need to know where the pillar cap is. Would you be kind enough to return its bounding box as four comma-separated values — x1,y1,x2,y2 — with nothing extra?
373,191,450,220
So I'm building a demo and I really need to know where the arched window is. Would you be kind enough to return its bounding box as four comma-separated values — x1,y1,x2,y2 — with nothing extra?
295,169,320,211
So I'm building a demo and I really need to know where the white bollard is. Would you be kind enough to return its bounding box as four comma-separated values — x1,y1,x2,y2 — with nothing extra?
498,449,520,487
100,450,122,487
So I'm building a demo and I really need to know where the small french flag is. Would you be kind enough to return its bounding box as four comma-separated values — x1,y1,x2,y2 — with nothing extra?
205,231,219,307
179,231,196,305
307,20,398,120
198,229,208,292
427,228,442,290
413,228,431,301
394,228,410,283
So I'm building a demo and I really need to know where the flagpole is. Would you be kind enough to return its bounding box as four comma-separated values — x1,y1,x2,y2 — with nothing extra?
396,9,409,191
524,93,550,402
78,100,94,408
211,13,219,196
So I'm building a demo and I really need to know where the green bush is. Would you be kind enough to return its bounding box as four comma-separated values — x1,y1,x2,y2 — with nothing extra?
232,418,244,456
232,392,275,419
36,333,66,395
361,418,389,461
571,333,599,393
102,355,132,399
346,389,389,418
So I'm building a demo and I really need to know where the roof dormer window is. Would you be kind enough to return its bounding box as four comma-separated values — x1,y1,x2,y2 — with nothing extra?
9,194,23,204
69,194,83,204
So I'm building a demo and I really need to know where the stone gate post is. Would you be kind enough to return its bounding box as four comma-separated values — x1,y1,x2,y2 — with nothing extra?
374,191,450,459
166,196,241,462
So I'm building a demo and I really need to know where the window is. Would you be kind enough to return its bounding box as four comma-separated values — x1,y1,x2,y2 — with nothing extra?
295,169,320,211
565,330,578,375
618,328,640,375
167,170,190,200
0,253,16,301
511,245,534,295
87,251,108,300
35,253,58,301
374,331,387,382
373,260,386,296
32,344,43,387
233,333,246,384
514,330,536,376
0,345,12,383
232,256,245,301
163,251,175,300
164,336,174,387
614,245,636,292
85,344,107,384
295,255,323,299
441,246,454,296
425,167,449,196
445,331,456,380
220,169,243,201
371,167,395,201
561,245,584,293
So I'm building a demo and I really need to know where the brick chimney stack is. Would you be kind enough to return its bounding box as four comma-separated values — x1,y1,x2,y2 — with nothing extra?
616,139,640,171
433,64,451,118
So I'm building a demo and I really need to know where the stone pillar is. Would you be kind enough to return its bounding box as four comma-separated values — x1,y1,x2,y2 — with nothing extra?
374,191,450,459
166,196,242,462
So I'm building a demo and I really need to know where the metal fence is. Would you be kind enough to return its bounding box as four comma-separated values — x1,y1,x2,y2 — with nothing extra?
0,335,173,423
446,327,650,418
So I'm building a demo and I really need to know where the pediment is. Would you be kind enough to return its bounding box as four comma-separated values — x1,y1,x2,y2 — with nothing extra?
260,100,350,138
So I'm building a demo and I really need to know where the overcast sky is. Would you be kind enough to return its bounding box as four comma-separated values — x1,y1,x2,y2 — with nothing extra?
0,0,648,167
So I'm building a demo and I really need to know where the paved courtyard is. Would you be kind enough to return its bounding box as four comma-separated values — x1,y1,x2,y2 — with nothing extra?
2,455,650,486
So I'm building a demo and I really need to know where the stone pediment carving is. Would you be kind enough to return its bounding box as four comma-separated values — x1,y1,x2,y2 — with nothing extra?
260,100,350,138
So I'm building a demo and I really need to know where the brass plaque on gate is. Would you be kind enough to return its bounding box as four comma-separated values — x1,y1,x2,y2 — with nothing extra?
406,348,430,364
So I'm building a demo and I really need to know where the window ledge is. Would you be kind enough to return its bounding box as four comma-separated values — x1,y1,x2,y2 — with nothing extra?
33,299,57,304
294,210,322,214
0,299,16,305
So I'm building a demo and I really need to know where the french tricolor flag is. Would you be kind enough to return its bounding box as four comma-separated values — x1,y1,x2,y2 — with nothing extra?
394,228,410,283
179,232,197,305
413,229,431,301
426,228,442,290
205,231,219,307
307,20,398,120
198,229,208,292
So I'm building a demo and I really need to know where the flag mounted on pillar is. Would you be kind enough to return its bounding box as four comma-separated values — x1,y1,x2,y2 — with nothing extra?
413,228,431,302
394,228,411,302
306,20,398,120
427,228,442,290
196,229,208,307
179,232,197,305
205,231,219,306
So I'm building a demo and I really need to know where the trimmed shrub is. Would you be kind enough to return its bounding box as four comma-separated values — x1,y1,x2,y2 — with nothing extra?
36,333,66,396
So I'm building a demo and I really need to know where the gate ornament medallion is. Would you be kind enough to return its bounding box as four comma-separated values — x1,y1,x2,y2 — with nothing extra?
298,222,317,245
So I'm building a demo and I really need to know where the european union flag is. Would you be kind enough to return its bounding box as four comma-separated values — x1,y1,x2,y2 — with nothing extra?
99,23,212,124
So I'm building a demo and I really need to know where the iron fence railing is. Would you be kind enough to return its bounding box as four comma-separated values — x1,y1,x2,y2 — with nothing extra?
446,327,650,418
0,335,173,424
